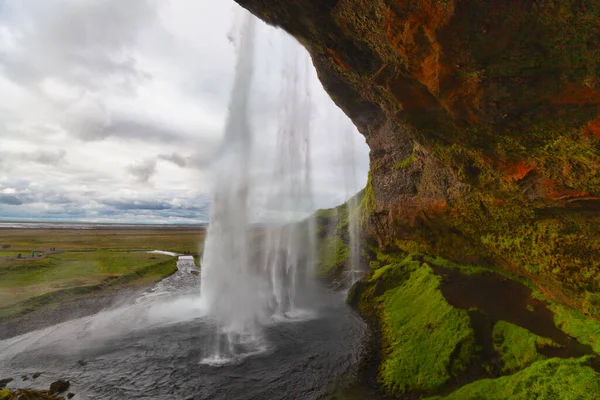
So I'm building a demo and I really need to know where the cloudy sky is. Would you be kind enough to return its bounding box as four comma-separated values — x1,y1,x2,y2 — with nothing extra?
0,0,369,224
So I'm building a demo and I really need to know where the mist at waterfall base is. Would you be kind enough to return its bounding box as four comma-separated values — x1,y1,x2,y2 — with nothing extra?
0,10,368,400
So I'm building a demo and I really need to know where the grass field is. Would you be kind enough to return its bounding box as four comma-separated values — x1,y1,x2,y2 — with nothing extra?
0,228,205,321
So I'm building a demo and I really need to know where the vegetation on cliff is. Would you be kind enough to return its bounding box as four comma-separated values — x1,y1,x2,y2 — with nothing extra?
428,357,600,400
315,190,365,283
348,248,600,398
492,321,558,373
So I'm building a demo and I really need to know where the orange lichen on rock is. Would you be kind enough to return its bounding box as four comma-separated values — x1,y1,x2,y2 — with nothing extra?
389,200,449,225
425,200,448,214
503,161,535,181
383,0,454,96
585,118,600,139
382,0,485,122
326,48,351,72
539,178,594,201
553,84,600,105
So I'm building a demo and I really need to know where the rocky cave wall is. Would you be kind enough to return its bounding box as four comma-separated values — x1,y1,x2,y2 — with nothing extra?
234,0,600,316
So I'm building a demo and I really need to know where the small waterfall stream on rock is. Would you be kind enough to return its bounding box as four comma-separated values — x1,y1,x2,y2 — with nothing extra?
342,121,363,287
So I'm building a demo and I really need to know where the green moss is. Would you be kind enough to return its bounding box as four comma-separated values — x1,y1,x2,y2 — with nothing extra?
549,302,600,353
428,357,600,400
393,154,416,170
393,239,428,254
423,255,491,276
359,171,375,229
492,321,557,373
373,248,407,265
479,214,600,309
369,259,418,289
378,265,477,394
0,390,11,400
357,251,600,397
317,236,349,279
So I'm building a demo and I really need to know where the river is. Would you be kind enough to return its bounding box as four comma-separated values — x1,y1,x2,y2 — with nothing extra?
0,258,367,399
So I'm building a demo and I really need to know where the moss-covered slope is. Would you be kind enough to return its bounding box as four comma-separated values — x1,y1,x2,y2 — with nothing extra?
428,357,600,400
348,251,600,398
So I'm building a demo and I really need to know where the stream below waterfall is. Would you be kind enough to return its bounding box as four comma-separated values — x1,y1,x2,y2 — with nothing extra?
0,258,368,399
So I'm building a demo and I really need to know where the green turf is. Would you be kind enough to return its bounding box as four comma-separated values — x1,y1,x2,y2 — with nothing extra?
377,264,477,394
0,251,25,258
428,357,600,400
0,251,172,307
548,302,600,354
492,321,558,373
0,228,203,322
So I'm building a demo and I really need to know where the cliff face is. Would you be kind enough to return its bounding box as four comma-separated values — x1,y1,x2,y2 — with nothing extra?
234,1,600,315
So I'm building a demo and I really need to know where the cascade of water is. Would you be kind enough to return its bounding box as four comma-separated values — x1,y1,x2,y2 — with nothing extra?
200,13,266,360
262,36,315,317
200,14,317,362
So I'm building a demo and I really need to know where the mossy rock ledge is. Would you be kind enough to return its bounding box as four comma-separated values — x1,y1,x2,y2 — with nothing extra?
348,252,600,398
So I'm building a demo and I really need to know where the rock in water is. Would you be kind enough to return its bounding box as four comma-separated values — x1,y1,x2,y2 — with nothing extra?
49,380,69,394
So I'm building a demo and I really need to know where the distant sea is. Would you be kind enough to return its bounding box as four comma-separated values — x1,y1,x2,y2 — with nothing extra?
0,222,208,230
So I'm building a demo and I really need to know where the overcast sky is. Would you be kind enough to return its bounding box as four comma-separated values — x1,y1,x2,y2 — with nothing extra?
0,0,369,224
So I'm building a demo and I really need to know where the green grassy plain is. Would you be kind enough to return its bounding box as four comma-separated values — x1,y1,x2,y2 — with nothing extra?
0,228,205,321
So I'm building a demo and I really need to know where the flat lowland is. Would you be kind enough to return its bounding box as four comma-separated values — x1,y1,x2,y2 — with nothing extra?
0,227,205,337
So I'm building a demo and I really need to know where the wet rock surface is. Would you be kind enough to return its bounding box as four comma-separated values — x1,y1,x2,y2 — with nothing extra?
48,381,69,395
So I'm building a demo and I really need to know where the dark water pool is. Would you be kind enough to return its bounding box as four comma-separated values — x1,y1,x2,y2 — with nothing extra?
0,275,367,400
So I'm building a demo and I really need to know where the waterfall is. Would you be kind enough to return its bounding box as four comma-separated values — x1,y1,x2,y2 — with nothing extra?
262,37,315,317
200,13,316,362
200,13,266,361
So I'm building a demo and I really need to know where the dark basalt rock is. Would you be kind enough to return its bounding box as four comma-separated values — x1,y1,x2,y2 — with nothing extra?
0,378,13,389
48,381,69,395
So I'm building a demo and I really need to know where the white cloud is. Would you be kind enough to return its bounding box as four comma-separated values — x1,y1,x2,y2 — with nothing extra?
127,159,158,184
0,0,369,223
